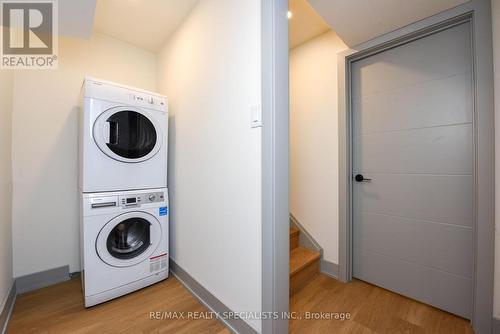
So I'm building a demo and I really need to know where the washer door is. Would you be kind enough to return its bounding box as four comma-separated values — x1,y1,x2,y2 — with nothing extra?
96,212,162,267
93,106,163,163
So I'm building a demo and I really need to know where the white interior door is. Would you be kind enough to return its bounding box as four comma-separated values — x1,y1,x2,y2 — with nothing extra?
352,22,473,318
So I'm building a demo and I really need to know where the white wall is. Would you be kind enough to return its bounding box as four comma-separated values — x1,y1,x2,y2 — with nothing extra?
11,33,157,277
289,31,347,265
0,71,13,312
157,0,262,331
492,0,500,319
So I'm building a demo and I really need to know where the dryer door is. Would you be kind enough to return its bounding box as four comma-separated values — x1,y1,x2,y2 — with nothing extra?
93,106,163,163
96,212,162,267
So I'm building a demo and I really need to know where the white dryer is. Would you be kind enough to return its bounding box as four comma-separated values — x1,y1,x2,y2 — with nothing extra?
81,188,169,307
80,77,168,193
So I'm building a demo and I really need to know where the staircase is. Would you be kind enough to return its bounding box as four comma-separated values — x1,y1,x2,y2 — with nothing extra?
289,227,321,296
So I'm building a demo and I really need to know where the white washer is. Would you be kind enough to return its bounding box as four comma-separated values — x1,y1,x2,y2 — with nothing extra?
81,188,169,307
79,77,168,193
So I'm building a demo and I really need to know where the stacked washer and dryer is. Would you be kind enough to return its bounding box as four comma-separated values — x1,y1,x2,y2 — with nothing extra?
79,77,169,307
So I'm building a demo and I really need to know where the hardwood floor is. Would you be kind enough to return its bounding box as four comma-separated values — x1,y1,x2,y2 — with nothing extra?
290,274,475,334
7,276,230,334
7,272,475,333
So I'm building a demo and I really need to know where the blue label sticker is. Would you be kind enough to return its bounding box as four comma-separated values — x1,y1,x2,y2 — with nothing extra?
159,207,168,216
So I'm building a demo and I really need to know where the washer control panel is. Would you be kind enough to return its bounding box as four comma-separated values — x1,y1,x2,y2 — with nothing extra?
129,93,167,108
119,191,165,208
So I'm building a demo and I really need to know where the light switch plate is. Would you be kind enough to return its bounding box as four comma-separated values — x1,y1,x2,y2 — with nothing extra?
250,104,262,128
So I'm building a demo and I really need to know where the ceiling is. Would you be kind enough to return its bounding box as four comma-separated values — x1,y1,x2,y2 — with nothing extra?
308,0,470,47
93,0,199,52
289,0,330,49
59,0,470,52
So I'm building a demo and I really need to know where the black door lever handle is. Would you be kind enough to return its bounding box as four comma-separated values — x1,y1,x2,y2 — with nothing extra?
355,174,372,182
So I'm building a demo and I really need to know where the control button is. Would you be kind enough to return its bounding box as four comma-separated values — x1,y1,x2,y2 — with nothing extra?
149,97,155,104
148,194,156,201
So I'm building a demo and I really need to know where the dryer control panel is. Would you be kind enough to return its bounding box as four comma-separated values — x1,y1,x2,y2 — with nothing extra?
82,77,168,113
119,191,165,208
129,93,166,109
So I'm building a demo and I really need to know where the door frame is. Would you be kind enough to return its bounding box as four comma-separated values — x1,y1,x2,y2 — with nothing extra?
261,0,289,333
337,1,495,333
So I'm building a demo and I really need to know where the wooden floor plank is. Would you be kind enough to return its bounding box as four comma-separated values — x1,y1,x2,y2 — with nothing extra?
290,274,475,334
7,272,475,333
7,276,230,334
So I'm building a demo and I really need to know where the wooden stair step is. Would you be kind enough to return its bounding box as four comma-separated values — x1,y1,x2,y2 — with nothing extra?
290,247,320,276
290,227,299,250
290,247,320,296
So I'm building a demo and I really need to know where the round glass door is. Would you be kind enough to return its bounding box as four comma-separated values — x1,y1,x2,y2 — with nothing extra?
96,212,162,267
93,107,163,163
107,218,150,260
